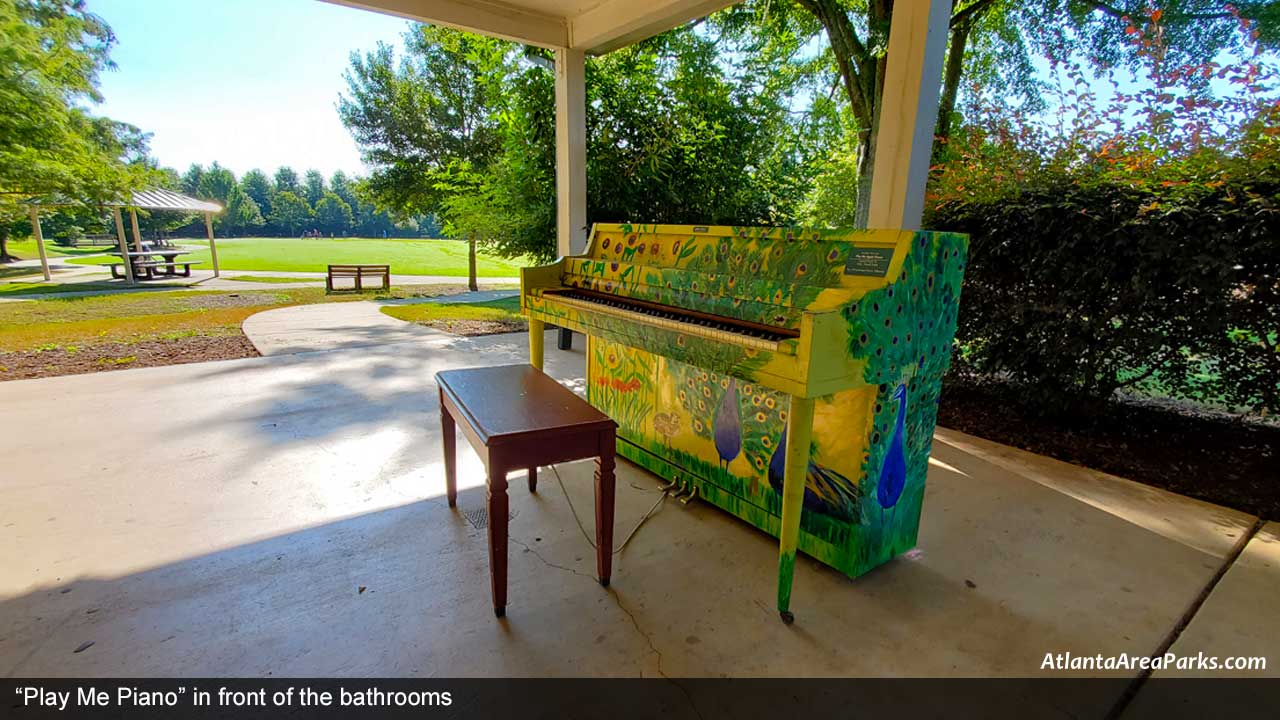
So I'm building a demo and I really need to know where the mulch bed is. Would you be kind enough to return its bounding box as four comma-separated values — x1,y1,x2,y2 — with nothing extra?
422,319,528,336
938,380,1279,520
0,334,259,381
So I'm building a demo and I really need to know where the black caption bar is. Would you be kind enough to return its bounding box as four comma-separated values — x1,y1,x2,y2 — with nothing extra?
3,679,1277,719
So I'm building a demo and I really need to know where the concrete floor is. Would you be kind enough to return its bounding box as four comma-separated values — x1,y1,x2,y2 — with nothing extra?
0,323,1275,708
242,291,518,356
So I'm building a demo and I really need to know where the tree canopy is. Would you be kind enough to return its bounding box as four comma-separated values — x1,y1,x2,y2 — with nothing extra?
339,23,822,264
0,0,154,259
714,0,1280,224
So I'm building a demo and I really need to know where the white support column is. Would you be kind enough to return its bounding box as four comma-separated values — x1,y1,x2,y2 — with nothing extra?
112,207,135,285
204,212,220,277
554,46,587,258
129,208,144,252
866,0,950,231
28,207,51,282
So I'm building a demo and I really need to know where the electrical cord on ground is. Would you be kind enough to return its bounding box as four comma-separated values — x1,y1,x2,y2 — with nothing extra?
550,462,668,554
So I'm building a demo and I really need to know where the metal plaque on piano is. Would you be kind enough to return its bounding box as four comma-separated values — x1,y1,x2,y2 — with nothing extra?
844,246,895,277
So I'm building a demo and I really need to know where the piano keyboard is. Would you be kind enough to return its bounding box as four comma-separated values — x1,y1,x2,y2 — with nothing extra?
542,288,797,352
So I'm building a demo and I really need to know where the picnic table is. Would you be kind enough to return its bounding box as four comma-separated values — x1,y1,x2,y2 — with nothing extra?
109,247,197,280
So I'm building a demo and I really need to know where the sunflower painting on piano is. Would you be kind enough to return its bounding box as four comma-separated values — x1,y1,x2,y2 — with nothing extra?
524,224,967,587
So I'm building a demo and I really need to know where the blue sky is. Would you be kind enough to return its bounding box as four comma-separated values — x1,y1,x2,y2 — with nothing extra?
92,0,412,177
89,1,1271,180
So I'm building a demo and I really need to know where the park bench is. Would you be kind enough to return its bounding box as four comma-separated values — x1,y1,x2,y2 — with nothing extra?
327,264,390,292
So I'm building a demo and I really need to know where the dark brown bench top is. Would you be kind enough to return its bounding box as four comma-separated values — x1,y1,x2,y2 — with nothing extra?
436,364,615,447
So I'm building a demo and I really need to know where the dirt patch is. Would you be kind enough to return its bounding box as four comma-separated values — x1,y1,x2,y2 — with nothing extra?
179,292,284,310
0,334,259,381
421,319,527,336
938,380,1279,520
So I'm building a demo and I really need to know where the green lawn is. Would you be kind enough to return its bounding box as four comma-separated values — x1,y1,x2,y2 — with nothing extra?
0,280,170,297
5,238,116,259
381,296,525,335
0,265,51,281
66,237,528,277
382,296,521,323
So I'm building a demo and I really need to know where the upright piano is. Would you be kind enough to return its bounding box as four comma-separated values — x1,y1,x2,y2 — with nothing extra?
521,224,968,622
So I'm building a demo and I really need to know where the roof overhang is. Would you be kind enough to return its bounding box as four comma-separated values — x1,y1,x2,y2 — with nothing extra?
321,0,737,53
27,188,223,213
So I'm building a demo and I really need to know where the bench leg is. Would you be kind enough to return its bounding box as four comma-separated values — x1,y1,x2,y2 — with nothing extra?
594,438,616,587
355,274,362,292
487,461,509,617
527,466,537,493
441,389,457,508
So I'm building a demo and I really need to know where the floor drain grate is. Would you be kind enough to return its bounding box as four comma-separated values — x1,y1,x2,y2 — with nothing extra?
461,506,516,530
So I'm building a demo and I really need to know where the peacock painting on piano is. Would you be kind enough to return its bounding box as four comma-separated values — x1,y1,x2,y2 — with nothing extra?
521,223,967,621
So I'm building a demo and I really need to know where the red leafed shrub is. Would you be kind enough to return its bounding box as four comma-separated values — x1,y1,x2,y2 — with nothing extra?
927,9,1279,415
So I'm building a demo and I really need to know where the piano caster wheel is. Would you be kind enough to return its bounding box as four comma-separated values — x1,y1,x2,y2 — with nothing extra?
680,487,699,505
780,611,794,625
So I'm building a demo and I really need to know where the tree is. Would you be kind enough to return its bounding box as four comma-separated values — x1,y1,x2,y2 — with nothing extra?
270,191,311,236
274,167,300,195
314,192,353,235
340,25,509,290
303,169,326,206
218,185,264,236
240,169,274,217
329,171,359,210
422,27,816,263
180,164,204,197
351,186,399,237
718,0,1280,222
0,0,153,261
196,162,236,204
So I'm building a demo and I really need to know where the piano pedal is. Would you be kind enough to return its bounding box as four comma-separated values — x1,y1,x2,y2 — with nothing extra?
680,486,699,506
660,478,682,494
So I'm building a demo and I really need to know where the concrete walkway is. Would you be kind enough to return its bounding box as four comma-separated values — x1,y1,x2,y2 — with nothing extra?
242,290,518,355
0,311,1275,708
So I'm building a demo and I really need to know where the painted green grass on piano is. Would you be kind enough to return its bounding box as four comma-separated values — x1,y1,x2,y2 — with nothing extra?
621,434,863,568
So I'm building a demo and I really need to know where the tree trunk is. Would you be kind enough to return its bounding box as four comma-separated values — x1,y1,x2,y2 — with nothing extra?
467,233,478,292
797,0,1000,221
935,20,973,143
0,226,15,263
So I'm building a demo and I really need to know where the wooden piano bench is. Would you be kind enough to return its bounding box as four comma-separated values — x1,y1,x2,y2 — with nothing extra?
435,364,618,618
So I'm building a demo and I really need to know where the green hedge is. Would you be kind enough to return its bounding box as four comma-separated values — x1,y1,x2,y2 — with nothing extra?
929,160,1278,415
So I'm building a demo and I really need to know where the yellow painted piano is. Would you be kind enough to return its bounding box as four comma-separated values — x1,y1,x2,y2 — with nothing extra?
521,223,967,622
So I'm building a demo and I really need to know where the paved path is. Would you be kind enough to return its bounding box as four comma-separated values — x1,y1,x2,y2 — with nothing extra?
0,332,1272,710
242,289,519,355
